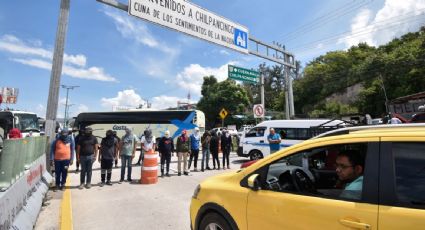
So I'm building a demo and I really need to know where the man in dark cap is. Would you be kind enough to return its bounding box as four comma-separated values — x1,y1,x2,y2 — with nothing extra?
76,127,99,189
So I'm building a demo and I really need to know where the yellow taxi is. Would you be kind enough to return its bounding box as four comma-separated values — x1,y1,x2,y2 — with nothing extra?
190,125,425,230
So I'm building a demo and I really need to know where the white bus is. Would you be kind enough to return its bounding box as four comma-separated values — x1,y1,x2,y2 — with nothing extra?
0,110,40,138
73,109,205,140
237,119,348,160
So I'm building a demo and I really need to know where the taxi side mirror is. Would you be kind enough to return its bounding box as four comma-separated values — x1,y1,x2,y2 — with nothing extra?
247,174,260,191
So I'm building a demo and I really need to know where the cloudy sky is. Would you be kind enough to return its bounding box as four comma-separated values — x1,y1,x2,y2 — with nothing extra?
0,0,424,118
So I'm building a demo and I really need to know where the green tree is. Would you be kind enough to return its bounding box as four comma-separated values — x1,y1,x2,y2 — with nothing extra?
293,27,425,118
197,76,250,129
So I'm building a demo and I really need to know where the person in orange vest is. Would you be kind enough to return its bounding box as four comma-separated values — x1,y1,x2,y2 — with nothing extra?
50,128,74,191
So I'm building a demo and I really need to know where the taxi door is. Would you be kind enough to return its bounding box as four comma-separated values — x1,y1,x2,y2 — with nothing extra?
246,140,379,230
378,139,425,230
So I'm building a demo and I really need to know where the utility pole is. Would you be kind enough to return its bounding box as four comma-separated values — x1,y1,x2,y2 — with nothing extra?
289,70,295,118
259,64,265,120
45,0,70,171
61,85,79,127
284,67,290,119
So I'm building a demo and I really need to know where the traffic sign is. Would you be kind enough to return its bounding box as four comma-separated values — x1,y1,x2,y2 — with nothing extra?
219,108,228,119
253,104,265,118
128,0,249,54
228,65,260,84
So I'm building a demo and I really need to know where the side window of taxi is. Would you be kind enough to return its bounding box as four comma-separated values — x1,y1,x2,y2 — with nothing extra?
393,143,425,209
263,143,368,201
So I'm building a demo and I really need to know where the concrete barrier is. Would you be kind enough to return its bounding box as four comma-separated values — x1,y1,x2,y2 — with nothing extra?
0,155,52,230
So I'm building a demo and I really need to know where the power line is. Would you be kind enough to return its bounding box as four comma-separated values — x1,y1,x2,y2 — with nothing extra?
293,11,425,53
282,0,373,42
294,10,425,51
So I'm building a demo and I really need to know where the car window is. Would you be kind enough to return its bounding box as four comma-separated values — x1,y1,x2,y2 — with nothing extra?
245,127,266,137
393,142,425,209
262,143,368,202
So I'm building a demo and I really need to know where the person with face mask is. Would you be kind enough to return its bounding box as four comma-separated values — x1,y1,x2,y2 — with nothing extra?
158,130,174,177
221,129,232,169
50,128,75,190
176,129,191,176
188,127,201,172
119,127,138,183
74,129,83,173
98,130,118,186
209,130,220,170
112,131,120,168
76,127,99,189
201,131,211,171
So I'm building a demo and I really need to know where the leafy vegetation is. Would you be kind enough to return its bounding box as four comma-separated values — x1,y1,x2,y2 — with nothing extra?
197,27,425,126
197,76,250,129
294,27,425,117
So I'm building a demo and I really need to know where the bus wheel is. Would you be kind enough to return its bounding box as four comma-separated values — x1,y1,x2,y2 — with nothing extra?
250,150,263,160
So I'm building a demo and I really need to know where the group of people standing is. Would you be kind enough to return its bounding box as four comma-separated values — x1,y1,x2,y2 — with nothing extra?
50,126,235,191
50,127,149,190
196,128,233,171
157,127,233,176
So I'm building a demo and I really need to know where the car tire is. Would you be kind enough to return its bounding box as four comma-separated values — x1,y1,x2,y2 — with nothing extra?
199,212,232,230
250,150,263,160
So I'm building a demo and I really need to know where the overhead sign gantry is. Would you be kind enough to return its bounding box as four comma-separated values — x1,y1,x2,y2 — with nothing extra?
96,0,296,118
129,0,249,54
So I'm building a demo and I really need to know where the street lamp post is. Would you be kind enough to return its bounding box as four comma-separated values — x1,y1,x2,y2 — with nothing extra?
61,85,79,127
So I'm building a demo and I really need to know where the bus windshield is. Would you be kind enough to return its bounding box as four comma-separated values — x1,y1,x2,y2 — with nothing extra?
15,113,40,132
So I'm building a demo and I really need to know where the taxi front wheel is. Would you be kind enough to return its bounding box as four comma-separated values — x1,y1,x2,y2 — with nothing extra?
199,212,232,230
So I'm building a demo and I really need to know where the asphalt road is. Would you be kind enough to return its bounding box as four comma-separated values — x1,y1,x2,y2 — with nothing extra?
35,152,250,230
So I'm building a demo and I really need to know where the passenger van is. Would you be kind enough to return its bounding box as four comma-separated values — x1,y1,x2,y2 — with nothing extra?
237,119,347,160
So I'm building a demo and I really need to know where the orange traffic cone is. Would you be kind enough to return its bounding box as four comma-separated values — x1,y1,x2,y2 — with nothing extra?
140,149,158,184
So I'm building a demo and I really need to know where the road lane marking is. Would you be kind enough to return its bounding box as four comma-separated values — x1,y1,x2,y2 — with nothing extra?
60,177,73,230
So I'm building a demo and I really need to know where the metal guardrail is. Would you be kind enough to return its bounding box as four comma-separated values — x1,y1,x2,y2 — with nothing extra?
0,136,47,190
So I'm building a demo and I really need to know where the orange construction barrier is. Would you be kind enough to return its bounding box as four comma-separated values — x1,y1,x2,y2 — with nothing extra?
140,149,158,184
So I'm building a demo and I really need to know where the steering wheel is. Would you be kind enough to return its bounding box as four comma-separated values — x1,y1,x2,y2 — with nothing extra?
290,169,317,194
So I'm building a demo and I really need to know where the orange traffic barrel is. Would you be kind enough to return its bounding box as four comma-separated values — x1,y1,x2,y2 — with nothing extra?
140,149,158,184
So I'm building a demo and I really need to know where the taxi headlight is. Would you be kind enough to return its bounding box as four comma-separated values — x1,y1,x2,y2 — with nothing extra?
192,184,201,199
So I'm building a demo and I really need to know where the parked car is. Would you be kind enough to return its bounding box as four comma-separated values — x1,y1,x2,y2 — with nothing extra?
211,127,237,136
371,118,383,125
190,124,425,230
237,125,254,137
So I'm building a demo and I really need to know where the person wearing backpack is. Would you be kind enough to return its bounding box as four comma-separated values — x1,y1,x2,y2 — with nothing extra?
98,130,118,186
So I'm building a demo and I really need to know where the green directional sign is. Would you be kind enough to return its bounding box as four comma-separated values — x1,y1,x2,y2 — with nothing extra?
228,65,260,84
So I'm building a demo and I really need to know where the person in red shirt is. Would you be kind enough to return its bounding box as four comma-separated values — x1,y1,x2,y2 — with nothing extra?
8,128,22,139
